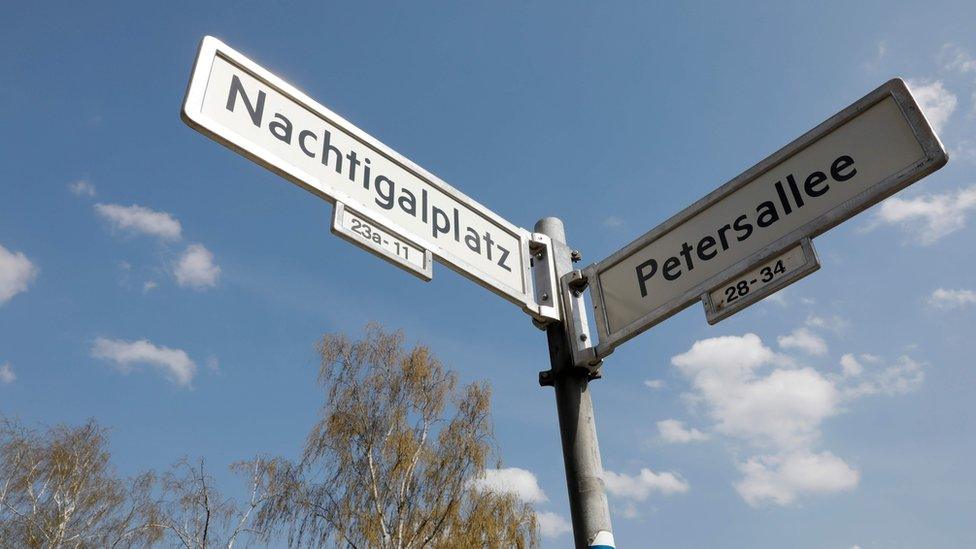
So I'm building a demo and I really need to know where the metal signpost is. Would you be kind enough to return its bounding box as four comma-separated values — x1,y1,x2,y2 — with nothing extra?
183,36,947,549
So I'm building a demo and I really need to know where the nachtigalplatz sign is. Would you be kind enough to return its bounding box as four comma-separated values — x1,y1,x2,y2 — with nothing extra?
575,79,947,362
182,37,556,321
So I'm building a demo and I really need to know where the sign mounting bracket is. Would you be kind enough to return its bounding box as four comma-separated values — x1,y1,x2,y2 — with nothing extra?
528,233,561,326
559,269,602,371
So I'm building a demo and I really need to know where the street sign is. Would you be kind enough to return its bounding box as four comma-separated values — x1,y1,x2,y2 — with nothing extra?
181,36,557,321
332,202,433,281
570,78,947,364
180,35,954,546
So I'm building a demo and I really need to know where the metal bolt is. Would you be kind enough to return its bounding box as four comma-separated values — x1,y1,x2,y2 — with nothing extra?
538,370,555,387
571,250,582,262
541,293,549,302
579,334,588,342
535,252,544,260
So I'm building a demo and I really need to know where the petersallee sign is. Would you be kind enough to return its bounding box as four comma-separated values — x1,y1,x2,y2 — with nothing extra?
579,79,947,361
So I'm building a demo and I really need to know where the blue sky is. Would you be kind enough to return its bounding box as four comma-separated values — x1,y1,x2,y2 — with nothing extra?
2,1,976,547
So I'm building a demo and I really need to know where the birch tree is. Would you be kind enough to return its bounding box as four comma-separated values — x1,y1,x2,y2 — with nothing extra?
0,417,162,548
0,418,287,549
155,457,289,549
254,324,538,548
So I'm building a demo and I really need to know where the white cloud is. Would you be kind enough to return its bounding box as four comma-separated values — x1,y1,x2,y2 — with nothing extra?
602,216,624,228
94,205,220,291
174,244,220,290
778,328,829,356
868,185,976,244
673,335,838,450
804,314,830,329
839,354,864,378
842,356,924,399
95,203,182,241
671,333,778,381
68,179,96,197
929,288,976,309
469,467,547,504
657,419,709,443
907,80,956,134
863,41,887,71
670,333,928,507
765,291,789,307
671,334,857,505
735,451,859,507
0,363,15,384
950,139,976,163
939,43,976,74
930,46,976,118
725,368,837,449
470,470,571,537
536,511,572,538
0,244,38,306
602,468,689,501
621,503,639,519
643,379,664,390
805,314,850,334
91,337,197,387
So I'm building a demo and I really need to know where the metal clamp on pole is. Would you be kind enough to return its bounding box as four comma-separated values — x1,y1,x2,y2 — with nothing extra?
560,270,601,372
528,233,561,327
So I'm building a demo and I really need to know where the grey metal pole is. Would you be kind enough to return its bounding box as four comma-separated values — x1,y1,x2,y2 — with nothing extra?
535,217,615,549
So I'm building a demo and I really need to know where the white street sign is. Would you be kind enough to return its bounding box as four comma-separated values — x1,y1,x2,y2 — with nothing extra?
574,78,947,362
182,36,555,320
